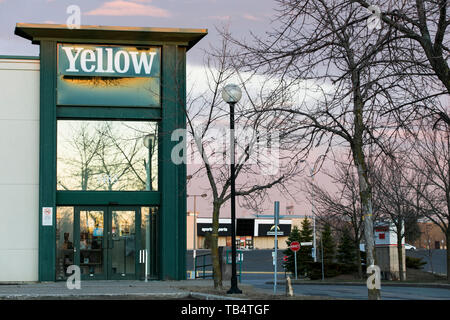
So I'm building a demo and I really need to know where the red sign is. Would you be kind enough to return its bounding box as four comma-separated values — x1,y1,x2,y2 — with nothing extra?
283,255,288,262
290,241,300,252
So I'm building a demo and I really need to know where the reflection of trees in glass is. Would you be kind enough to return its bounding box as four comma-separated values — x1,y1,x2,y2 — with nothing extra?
56,207,74,279
57,121,158,191
56,207,74,245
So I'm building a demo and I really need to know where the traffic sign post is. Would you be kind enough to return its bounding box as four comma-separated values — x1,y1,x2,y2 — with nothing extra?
290,241,300,280
273,201,280,295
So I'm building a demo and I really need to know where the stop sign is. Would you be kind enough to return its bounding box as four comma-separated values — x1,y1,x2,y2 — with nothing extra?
290,241,300,252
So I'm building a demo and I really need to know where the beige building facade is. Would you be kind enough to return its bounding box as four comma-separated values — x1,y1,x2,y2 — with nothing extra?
186,214,311,250
411,222,447,250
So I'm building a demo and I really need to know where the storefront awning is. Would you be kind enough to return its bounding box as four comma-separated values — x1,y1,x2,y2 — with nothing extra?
15,23,207,51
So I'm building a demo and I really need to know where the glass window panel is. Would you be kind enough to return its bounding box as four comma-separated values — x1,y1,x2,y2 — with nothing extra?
56,207,74,280
140,207,158,279
80,210,105,275
111,210,136,276
57,120,158,191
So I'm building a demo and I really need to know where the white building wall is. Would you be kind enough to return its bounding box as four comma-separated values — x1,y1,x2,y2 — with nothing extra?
0,58,40,282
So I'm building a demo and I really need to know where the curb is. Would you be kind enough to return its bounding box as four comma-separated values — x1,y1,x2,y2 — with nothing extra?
0,292,245,300
188,292,244,300
266,281,450,290
0,292,192,300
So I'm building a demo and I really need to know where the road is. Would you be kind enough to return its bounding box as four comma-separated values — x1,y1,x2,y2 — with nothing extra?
186,249,450,300
241,274,450,300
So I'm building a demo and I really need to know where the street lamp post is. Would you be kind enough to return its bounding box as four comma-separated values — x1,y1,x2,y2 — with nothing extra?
143,133,155,282
299,157,324,263
311,167,317,263
321,235,324,281
222,83,242,294
143,134,156,191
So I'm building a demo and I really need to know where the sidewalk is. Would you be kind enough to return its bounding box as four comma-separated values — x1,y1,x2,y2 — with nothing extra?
0,280,257,300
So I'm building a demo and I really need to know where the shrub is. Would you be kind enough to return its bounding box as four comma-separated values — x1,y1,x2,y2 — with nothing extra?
406,256,427,269
308,262,347,280
338,263,359,274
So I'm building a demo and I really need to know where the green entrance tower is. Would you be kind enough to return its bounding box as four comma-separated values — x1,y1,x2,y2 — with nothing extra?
15,23,207,281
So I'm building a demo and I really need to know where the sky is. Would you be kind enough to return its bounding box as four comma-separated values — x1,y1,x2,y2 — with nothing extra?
0,0,334,219
0,0,277,65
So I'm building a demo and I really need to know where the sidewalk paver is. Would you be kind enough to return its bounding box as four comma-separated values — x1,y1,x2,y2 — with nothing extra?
0,280,251,300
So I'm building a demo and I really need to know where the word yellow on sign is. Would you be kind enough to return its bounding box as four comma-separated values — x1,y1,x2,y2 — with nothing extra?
58,44,160,77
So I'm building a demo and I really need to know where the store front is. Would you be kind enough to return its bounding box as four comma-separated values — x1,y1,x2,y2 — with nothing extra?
12,23,207,282
193,218,294,250
56,206,157,281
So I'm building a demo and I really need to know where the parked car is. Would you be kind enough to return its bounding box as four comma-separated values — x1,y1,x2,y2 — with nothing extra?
361,243,416,250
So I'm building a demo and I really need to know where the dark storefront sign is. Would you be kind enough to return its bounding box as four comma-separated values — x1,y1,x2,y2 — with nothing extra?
197,219,255,237
375,226,389,232
236,219,254,236
197,223,232,236
198,220,291,237
258,224,291,236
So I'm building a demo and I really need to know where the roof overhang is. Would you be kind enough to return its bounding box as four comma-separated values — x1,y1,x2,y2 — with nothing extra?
15,23,207,51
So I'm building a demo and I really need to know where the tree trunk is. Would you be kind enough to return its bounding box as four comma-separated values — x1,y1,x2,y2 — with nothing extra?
353,147,380,299
447,230,450,283
355,240,363,280
352,142,380,299
210,202,223,289
397,230,405,281
419,37,450,95
351,65,381,299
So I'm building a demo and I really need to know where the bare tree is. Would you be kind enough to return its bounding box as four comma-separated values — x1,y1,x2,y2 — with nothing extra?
186,37,303,289
304,158,366,278
224,0,413,299
403,121,450,281
371,154,423,281
350,0,450,126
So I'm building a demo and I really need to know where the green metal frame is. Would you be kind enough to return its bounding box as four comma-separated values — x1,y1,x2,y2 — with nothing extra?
107,206,142,281
15,23,207,282
74,206,108,281
38,40,58,282
0,55,39,60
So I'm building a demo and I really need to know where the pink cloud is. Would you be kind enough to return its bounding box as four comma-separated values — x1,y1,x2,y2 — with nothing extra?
85,0,171,17
243,14,261,21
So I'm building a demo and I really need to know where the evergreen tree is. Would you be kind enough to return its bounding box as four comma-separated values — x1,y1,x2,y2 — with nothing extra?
298,218,314,276
282,225,301,273
318,223,335,265
337,227,357,266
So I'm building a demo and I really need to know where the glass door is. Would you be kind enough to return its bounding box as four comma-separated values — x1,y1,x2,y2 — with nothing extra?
75,207,107,280
66,206,154,280
108,207,140,280
140,207,158,280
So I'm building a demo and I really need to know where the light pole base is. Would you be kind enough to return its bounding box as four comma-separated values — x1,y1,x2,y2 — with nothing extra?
227,286,242,294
